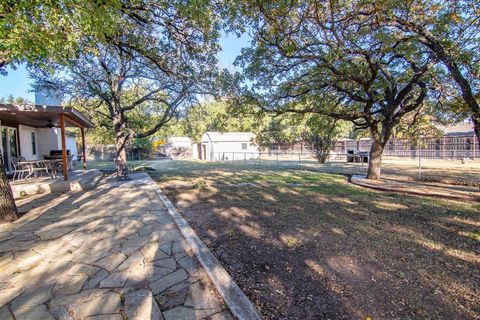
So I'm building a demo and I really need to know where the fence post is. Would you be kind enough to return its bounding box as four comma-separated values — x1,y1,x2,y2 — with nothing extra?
244,152,246,165
276,153,279,168
298,153,301,167
418,152,422,181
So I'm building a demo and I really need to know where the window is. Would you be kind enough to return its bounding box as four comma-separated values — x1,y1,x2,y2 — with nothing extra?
9,128,17,157
1,128,7,168
241,143,247,150
31,132,37,155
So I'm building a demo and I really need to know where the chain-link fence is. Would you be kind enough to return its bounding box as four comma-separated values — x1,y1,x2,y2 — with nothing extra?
211,151,480,187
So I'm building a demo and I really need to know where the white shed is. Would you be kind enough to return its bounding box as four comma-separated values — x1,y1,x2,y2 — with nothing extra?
200,132,259,161
164,136,192,159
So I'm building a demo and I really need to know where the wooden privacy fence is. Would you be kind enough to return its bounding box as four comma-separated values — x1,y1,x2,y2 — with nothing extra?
334,136,479,159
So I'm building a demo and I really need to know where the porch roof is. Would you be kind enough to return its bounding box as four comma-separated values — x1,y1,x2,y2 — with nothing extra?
0,104,94,129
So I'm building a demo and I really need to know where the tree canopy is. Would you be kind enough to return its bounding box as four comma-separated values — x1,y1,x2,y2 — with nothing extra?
32,0,222,161
232,0,436,178
0,0,123,72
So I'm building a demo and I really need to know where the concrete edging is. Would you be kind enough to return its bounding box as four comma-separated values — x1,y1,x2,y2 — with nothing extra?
147,176,261,320
349,175,480,202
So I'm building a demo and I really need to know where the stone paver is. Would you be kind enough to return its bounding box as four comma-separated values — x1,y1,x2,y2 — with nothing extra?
71,292,121,318
0,305,14,320
150,269,189,295
125,289,163,320
0,174,231,319
11,285,53,310
13,304,56,320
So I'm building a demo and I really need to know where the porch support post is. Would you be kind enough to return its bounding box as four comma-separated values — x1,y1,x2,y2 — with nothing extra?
81,127,87,170
60,114,69,181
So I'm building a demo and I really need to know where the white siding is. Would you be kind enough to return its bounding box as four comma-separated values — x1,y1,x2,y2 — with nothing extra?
18,125,40,161
200,132,259,161
192,143,199,160
66,135,78,160
37,128,60,157
10,126,78,161
208,141,258,161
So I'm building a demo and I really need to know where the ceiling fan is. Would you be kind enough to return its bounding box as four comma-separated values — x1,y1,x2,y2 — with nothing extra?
41,120,55,128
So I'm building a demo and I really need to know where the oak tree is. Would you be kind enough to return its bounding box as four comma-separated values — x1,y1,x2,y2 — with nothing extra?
235,0,434,179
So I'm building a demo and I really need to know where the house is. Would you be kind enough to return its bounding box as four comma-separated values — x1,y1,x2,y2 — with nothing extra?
199,132,259,161
0,104,94,180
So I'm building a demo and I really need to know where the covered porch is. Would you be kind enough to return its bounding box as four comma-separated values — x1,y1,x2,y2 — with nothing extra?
10,169,103,199
0,104,95,182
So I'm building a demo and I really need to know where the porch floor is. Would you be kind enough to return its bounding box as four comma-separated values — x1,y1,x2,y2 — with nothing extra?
11,170,104,199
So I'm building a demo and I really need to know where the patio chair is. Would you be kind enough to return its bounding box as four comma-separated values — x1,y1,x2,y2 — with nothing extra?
31,161,50,178
114,159,134,180
10,156,33,181
45,160,62,179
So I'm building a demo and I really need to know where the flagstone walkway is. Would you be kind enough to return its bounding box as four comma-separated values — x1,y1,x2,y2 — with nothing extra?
0,174,233,320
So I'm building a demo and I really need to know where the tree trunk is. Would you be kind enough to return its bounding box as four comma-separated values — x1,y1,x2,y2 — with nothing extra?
438,55,480,146
317,152,329,164
114,114,128,163
471,116,480,151
115,132,128,162
367,136,388,180
0,153,19,222
407,22,480,146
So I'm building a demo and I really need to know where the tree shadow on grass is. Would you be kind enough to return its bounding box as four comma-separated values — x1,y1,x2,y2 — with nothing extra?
158,168,480,319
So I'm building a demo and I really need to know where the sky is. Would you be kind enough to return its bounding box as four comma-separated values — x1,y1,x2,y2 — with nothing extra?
0,32,251,103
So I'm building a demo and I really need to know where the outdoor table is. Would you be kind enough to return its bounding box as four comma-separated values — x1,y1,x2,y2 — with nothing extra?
42,159,63,178
17,160,62,179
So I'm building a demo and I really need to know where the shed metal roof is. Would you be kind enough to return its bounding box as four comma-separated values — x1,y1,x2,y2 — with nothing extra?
201,132,256,143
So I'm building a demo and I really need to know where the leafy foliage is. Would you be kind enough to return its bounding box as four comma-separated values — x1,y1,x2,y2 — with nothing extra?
0,0,121,72
230,0,438,178
303,116,351,163
183,100,261,142
377,0,480,144
32,1,222,161
257,113,350,162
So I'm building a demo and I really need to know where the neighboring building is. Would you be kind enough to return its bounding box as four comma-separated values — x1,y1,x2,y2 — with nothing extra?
0,104,94,174
200,132,258,161
165,137,192,159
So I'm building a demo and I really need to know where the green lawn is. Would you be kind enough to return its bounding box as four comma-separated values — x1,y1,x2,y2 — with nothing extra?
78,157,480,186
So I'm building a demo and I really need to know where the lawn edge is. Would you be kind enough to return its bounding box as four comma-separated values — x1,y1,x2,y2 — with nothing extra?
147,175,262,320
349,174,480,202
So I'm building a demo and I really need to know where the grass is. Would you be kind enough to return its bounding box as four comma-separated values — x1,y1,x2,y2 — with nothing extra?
146,160,479,319
77,157,480,186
